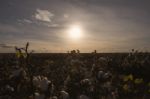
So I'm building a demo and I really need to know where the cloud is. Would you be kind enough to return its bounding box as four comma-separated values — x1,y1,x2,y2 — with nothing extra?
63,14,69,18
18,19,32,24
34,9,54,22
0,43,14,48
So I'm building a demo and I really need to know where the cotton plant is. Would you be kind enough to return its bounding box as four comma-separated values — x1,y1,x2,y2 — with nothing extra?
97,70,112,82
66,50,83,66
50,96,58,99
40,76,51,92
0,85,14,99
1,85,14,94
33,76,52,92
97,57,109,67
78,94,90,99
80,78,93,96
59,90,70,99
34,92,45,99
9,67,26,79
15,42,37,98
70,59,81,66
33,76,42,88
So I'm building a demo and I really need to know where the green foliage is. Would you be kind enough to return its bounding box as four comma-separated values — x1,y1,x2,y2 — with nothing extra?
134,78,143,84
123,74,133,82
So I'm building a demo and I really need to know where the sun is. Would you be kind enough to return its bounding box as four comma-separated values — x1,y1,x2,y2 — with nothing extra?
68,25,82,39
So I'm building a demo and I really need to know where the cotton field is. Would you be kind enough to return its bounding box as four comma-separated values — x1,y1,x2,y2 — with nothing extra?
0,49,150,99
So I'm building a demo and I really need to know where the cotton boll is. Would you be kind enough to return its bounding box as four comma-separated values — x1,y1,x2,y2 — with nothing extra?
35,92,45,99
98,57,108,66
51,96,58,99
21,70,27,77
79,95,90,99
33,76,40,88
70,59,79,65
10,68,23,78
37,76,42,81
4,85,14,94
97,70,105,79
60,90,69,99
80,79,91,86
81,79,90,84
98,57,107,62
40,77,51,91
104,72,111,79
33,76,51,92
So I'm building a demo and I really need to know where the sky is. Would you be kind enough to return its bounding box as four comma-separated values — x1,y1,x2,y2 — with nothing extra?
0,0,150,53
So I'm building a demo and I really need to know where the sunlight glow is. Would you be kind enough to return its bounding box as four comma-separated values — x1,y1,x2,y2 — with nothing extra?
68,25,82,40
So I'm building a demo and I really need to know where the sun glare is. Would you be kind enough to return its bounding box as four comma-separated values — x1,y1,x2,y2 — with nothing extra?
68,25,82,39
